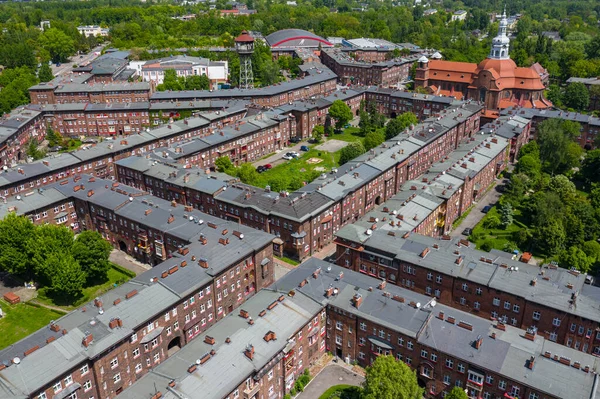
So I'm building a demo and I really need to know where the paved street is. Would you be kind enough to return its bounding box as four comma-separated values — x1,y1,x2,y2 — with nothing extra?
50,45,105,77
298,364,364,399
252,142,306,168
450,176,508,238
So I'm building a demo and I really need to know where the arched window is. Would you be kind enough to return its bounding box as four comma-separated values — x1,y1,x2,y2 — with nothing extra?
495,50,499,57
479,88,486,102
501,50,506,57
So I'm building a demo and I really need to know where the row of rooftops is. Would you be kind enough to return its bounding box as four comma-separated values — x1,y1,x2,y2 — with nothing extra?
150,64,337,100
0,175,274,396
285,260,600,398
322,47,421,69
112,259,600,398
336,218,600,324
342,132,510,236
0,107,247,186
500,106,600,126
110,101,483,224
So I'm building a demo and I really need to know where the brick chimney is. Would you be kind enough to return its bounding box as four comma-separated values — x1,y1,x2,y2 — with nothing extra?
244,345,255,360
352,293,363,308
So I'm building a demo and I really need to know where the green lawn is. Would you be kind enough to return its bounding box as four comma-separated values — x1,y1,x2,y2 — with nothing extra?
329,127,363,143
318,384,362,399
0,300,64,350
36,264,134,310
275,255,300,266
243,146,342,190
470,206,527,253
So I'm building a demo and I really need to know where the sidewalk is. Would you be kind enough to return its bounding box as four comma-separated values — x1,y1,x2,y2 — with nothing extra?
450,177,507,238
298,363,364,399
109,250,151,276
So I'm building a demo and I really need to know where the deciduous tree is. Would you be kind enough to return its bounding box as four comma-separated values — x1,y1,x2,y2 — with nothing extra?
329,100,353,130
49,254,86,300
361,355,423,399
0,214,35,278
72,231,113,283
339,141,365,165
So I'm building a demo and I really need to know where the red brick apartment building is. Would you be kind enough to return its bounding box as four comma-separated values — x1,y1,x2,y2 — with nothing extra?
501,106,600,150
278,259,600,399
115,103,484,260
335,225,600,356
148,66,338,108
320,48,417,87
0,109,246,197
29,82,151,105
0,175,276,399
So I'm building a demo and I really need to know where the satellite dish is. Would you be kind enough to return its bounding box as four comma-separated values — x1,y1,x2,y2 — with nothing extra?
515,267,519,271
129,197,133,202
12,357,20,365
189,216,194,221
195,359,201,365
239,233,244,239
366,229,373,235
430,299,437,307
416,302,421,309
198,219,204,225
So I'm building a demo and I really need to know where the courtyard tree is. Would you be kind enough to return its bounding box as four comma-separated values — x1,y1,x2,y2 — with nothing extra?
0,213,35,277
385,112,418,140
328,100,353,130
312,125,325,142
339,141,365,165
446,387,469,399
363,130,385,150
361,355,423,399
72,230,113,283
48,254,86,300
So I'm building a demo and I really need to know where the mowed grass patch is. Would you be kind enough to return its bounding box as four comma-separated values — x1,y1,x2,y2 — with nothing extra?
0,299,64,350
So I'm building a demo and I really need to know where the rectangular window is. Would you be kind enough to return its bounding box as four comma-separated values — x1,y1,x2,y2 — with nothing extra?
532,311,541,320
113,373,121,384
110,358,118,369
80,364,89,375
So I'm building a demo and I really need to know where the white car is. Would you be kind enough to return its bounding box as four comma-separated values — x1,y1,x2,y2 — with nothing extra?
282,153,294,160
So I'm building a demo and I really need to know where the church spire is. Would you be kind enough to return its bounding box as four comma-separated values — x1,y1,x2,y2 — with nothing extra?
489,8,510,60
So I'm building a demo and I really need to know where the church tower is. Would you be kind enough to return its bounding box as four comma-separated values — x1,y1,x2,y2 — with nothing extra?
489,8,510,60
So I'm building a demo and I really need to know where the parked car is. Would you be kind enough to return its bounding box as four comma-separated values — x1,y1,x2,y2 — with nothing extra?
282,153,294,160
300,145,310,151
264,164,272,169
461,228,473,236
283,151,300,160
482,205,492,213
288,151,300,158
290,136,301,143
256,165,267,173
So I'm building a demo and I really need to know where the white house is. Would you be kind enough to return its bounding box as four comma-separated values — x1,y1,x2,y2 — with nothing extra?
77,25,110,38
130,56,229,88
451,10,467,21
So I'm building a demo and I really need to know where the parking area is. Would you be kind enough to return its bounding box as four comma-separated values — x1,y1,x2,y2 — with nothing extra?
298,364,364,399
315,139,349,153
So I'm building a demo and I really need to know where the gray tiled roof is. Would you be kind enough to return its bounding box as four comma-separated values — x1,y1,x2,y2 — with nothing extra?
123,289,322,399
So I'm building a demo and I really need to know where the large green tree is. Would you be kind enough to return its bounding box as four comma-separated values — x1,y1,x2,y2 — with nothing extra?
581,150,600,185
385,112,418,140
72,230,113,283
361,355,423,399
38,62,54,83
563,82,590,111
339,141,365,165
329,100,353,130
48,254,86,300
446,387,468,399
0,213,36,277
39,28,75,63
537,119,583,175
364,130,385,151
30,224,74,285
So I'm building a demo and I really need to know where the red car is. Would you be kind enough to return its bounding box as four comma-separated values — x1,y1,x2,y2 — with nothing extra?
264,164,272,169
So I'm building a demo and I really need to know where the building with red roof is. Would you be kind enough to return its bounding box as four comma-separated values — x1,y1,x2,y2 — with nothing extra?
415,10,551,114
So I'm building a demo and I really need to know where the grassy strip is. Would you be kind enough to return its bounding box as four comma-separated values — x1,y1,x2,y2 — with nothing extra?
0,299,64,350
318,384,362,399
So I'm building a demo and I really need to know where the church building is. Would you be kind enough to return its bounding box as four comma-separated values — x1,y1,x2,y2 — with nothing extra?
414,10,551,116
